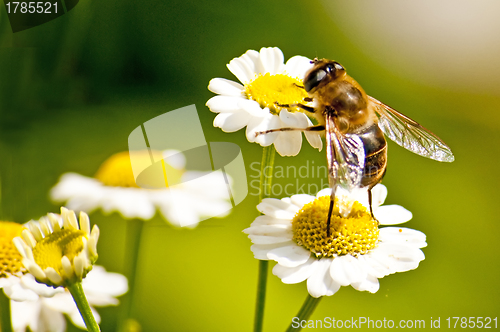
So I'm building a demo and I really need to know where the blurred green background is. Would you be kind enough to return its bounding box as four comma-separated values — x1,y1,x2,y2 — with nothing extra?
0,0,499,331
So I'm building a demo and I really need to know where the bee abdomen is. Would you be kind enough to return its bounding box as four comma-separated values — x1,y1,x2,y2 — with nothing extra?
357,124,387,188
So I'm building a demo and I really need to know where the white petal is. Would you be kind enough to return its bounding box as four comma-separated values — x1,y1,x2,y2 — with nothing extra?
227,52,258,84
257,198,299,219
285,55,314,79
18,300,67,332
45,268,63,285
370,184,388,209
26,261,47,281
0,276,19,289
206,95,245,113
213,111,251,132
101,188,156,220
376,205,413,225
368,243,425,274
357,254,392,278
259,47,285,75
3,282,39,302
50,173,104,205
247,215,292,227
317,188,332,197
329,255,367,286
267,245,311,267
250,242,294,259
163,149,186,170
246,223,291,233
306,259,341,298
274,131,302,157
247,114,280,145
273,257,317,284
248,234,293,245
82,266,128,300
157,199,199,227
239,99,268,117
207,78,244,96
279,109,308,127
10,300,46,332
244,224,292,236
239,49,262,76
290,194,315,208
20,274,64,297
304,116,323,151
43,293,75,313
351,274,380,293
79,211,90,235
379,227,427,248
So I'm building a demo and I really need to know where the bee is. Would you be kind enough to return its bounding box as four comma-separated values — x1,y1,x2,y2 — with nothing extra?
257,58,454,237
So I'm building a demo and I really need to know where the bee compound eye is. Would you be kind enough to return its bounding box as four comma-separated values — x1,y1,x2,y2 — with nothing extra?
304,69,326,92
333,62,344,72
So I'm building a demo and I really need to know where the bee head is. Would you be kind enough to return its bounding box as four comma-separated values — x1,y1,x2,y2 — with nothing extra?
304,59,346,92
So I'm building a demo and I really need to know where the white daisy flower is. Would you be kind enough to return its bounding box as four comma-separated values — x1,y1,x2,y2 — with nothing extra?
206,47,322,156
10,266,127,332
0,221,27,292
13,207,100,288
0,219,126,332
243,184,426,298
50,150,232,228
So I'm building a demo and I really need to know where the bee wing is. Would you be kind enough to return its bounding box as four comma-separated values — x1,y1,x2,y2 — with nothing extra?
325,111,365,191
369,96,455,162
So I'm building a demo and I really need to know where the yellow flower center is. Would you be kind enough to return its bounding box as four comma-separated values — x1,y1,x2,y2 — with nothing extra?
33,229,87,277
292,196,379,258
245,73,309,114
0,221,26,277
94,151,184,188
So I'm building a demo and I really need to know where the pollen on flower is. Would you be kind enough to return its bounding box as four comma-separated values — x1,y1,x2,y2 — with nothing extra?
292,196,379,258
13,208,100,287
0,221,26,277
33,229,86,276
94,151,184,188
245,73,309,114
94,152,140,187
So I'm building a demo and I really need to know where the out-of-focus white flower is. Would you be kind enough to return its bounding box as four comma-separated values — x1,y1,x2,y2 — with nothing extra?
10,266,127,332
207,47,322,156
50,150,232,227
244,184,426,298
0,219,126,331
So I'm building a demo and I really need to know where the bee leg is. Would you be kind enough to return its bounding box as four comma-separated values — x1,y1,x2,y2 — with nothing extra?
367,188,379,225
255,125,325,137
274,101,315,114
326,193,335,238
291,84,312,101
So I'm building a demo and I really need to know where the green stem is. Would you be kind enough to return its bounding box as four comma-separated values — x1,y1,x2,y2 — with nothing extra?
285,294,322,332
118,218,144,332
0,290,13,332
254,145,276,332
258,145,276,202
68,282,101,332
254,260,269,332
